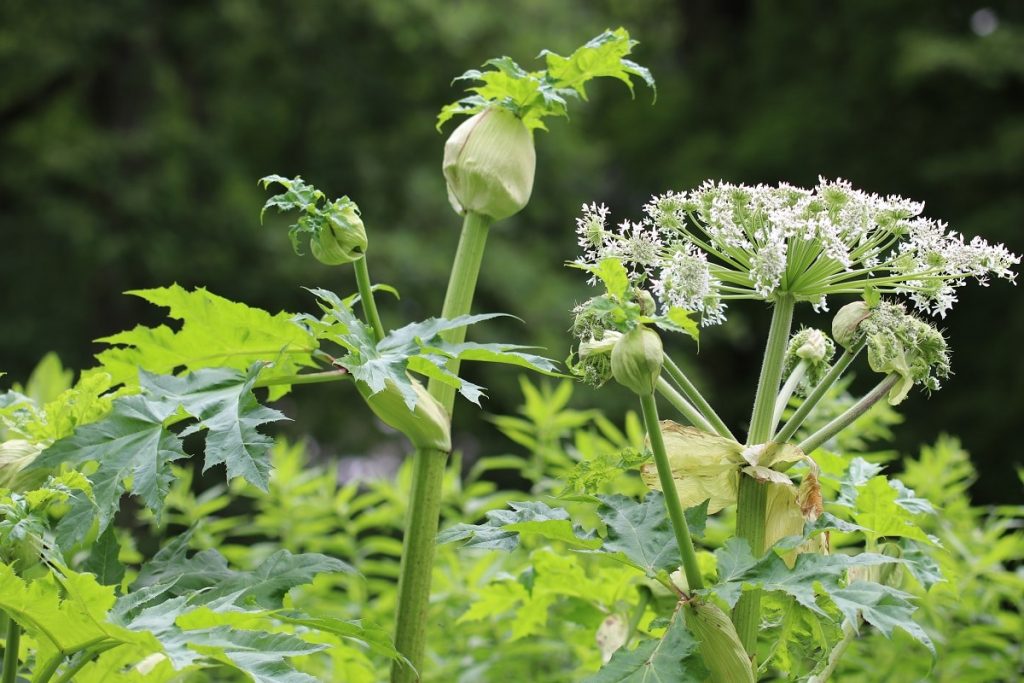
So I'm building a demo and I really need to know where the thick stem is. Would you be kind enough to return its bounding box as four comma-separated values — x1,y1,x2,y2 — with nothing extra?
639,392,704,592
354,255,386,342
798,374,899,454
772,359,807,429
774,340,865,444
391,212,491,683
733,294,795,655
655,377,715,433
2,619,19,683
662,356,734,439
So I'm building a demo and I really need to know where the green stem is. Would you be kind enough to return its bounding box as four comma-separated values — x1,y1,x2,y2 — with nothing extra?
733,294,795,655
772,359,807,429
639,392,704,592
798,374,899,454
2,619,19,683
51,643,119,683
34,655,62,683
391,212,492,683
655,377,715,433
354,255,386,342
774,340,865,444
662,356,734,439
253,369,348,389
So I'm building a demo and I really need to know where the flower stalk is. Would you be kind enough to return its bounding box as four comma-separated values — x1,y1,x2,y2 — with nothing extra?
639,393,704,592
799,373,900,454
391,211,491,683
662,356,734,440
656,377,715,433
733,293,795,654
354,255,386,342
774,340,865,444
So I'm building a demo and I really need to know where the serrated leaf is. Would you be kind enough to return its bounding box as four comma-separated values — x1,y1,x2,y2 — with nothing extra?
83,525,125,587
141,366,286,491
828,581,935,652
308,288,557,409
584,610,705,682
438,500,599,551
712,538,902,613
134,533,353,609
29,393,185,540
596,492,706,576
91,285,318,400
853,476,933,543
438,27,654,132
0,563,140,666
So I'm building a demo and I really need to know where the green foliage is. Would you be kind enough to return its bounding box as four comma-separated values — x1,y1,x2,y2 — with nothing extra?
584,610,705,682
90,286,318,401
438,28,654,132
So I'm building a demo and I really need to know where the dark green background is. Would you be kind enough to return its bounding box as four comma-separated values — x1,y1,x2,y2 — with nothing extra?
2,1,1021,501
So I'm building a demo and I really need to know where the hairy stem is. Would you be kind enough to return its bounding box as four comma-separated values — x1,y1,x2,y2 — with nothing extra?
2,619,19,683
733,294,795,654
774,340,865,444
772,359,807,429
640,392,704,592
798,374,899,454
392,212,492,683
656,377,715,433
354,254,386,342
662,356,734,439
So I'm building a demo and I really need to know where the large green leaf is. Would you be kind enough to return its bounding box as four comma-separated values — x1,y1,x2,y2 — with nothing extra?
597,493,706,577
584,610,705,682
30,393,186,541
852,476,934,543
438,500,600,551
134,532,352,609
828,581,935,653
142,366,285,491
91,285,318,400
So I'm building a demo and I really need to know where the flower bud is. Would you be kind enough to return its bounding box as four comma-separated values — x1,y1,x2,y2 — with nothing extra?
310,202,368,266
683,600,755,683
832,301,871,349
0,440,44,491
635,288,656,317
443,107,536,221
358,377,451,451
611,327,663,395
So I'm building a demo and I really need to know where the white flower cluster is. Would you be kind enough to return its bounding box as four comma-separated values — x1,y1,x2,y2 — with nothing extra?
574,178,1019,324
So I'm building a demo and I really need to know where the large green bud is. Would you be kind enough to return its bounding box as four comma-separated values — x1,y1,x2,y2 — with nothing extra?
443,107,536,221
832,301,871,349
358,377,451,452
310,201,368,266
611,327,663,395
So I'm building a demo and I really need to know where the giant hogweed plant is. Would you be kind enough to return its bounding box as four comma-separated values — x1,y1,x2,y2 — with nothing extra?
0,29,655,683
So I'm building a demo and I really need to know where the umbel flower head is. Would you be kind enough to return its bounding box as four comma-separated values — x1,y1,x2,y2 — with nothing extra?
575,178,1019,324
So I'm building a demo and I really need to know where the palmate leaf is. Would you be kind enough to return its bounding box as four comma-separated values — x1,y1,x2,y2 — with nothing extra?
711,539,933,651
90,285,318,400
597,493,707,577
852,476,934,543
0,563,142,671
134,531,353,609
438,500,600,551
28,366,285,545
584,610,705,682
305,287,559,410
438,27,654,132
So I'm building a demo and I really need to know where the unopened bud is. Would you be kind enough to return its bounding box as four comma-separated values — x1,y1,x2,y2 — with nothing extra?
358,378,451,451
310,202,367,266
832,301,871,349
0,440,44,491
443,107,536,221
611,327,663,395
